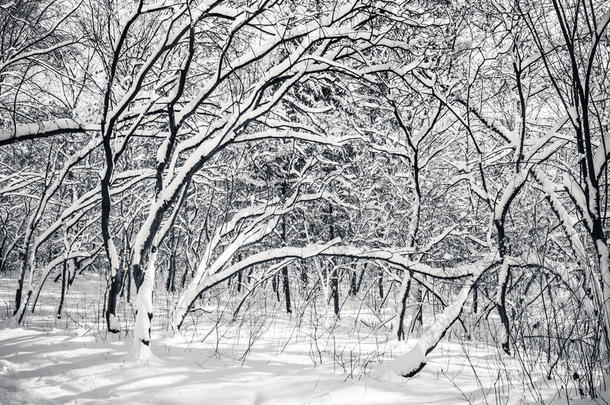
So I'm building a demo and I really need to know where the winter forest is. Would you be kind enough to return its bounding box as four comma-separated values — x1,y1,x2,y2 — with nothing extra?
0,0,609,403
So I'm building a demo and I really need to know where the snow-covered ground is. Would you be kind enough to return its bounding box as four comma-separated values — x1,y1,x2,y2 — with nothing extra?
0,326,566,405
0,274,606,404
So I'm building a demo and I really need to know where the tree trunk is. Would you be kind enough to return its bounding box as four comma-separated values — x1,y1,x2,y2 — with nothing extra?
57,260,67,318
282,264,292,314
350,268,358,296
272,274,280,301
396,272,412,341
355,263,366,294
106,265,125,333
165,248,176,293
472,283,478,314
11,250,33,325
12,250,28,319
130,247,157,362
594,239,610,352
496,258,511,355
328,204,339,318
495,219,511,355
331,267,339,317
391,258,495,377
300,262,308,285
280,197,291,313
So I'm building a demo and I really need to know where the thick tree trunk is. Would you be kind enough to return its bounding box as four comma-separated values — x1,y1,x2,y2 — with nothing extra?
495,219,511,355
106,266,125,333
130,248,157,362
11,288,31,327
12,250,30,324
11,249,38,326
14,266,25,315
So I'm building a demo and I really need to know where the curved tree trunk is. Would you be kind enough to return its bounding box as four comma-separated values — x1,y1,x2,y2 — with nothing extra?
391,256,498,377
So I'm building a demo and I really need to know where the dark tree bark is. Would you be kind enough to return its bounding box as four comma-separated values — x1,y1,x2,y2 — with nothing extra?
272,274,280,301
56,260,67,318
495,218,512,355
281,181,291,313
165,230,177,293
300,261,308,285
472,283,478,314
282,265,292,313
350,270,358,296
355,263,366,295
105,267,124,332
328,204,340,317
397,274,412,341
126,264,132,303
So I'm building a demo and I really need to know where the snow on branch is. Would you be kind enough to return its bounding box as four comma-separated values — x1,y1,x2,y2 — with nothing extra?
0,119,99,147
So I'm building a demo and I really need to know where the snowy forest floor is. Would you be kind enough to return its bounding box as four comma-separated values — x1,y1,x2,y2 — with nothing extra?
0,274,608,404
